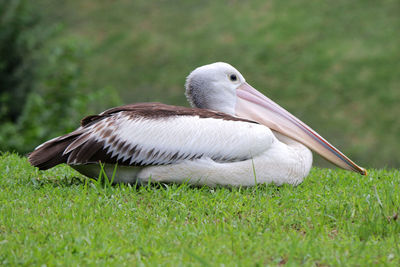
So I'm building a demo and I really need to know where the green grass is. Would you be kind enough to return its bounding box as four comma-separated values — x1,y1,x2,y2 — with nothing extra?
1,153,400,266
35,0,400,168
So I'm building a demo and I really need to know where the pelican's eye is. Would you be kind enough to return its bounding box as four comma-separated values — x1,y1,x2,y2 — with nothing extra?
229,74,237,82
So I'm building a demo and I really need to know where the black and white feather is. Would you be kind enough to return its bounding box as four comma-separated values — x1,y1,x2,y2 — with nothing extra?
28,103,272,170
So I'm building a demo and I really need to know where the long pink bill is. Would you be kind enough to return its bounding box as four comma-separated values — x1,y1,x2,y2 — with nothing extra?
235,82,367,175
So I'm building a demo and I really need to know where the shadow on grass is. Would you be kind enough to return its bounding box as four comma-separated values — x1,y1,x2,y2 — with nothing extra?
27,169,285,199
28,175,87,188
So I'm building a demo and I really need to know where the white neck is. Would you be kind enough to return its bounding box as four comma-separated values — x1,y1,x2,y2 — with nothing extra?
273,130,313,176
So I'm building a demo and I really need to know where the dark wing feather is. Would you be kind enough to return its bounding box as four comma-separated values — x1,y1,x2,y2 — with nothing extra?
80,102,256,126
28,131,82,170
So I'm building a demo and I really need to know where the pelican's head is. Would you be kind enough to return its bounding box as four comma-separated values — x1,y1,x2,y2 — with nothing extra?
185,62,367,175
185,62,245,115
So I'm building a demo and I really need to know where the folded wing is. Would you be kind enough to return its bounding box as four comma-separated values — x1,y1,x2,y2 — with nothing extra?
29,103,274,170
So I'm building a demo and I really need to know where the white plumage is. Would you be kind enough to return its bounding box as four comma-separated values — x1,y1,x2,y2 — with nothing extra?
93,114,272,165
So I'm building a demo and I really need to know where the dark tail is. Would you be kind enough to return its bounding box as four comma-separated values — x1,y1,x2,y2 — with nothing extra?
28,132,81,170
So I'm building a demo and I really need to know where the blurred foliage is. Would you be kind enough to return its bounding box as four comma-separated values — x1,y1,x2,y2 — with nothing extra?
1,0,399,168
35,0,399,168
0,0,40,122
0,0,120,153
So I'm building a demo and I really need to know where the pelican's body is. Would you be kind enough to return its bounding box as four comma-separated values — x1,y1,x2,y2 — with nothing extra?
70,105,312,186
29,62,366,186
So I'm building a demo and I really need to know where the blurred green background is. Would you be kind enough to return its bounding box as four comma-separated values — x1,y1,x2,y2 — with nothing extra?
1,0,399,168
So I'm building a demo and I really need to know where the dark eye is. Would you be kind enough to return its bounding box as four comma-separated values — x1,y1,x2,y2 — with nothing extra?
229,74,237,81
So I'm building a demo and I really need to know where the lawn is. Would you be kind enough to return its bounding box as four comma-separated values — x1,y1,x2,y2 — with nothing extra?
0,153,399,266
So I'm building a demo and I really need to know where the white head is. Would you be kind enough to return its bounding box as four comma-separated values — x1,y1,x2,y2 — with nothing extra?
185,62,245,114
184,62,366,176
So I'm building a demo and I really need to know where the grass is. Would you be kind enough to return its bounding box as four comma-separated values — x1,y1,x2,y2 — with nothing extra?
1,153,400,266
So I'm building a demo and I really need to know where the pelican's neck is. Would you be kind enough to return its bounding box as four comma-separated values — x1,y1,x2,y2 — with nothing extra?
273,130,313,181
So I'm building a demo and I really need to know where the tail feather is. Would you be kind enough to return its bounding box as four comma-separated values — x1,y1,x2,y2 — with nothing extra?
28,132,81,170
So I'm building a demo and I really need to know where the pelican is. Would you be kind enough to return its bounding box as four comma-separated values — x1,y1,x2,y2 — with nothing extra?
29,62,366,186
